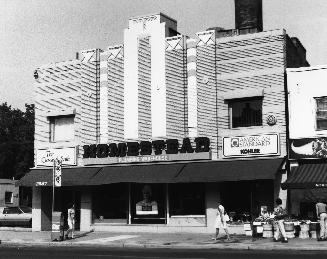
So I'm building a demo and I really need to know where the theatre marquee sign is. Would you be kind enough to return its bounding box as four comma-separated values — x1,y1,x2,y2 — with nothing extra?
223,134,280,158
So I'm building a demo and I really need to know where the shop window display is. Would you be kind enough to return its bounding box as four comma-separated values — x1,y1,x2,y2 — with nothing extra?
220,180,274,223
92,184,128,223
131,183,166,224
169,183,205,216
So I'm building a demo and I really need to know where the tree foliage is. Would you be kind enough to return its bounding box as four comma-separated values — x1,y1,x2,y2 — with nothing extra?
0,103,34,179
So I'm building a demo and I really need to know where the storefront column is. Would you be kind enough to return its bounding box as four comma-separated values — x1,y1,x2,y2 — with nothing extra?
80,188,92,231
275,173,288,208
32,186,42,231
205,183,220,232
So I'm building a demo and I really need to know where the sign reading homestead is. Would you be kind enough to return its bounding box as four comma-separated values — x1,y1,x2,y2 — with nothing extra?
83,137,211,165
223,134,280,158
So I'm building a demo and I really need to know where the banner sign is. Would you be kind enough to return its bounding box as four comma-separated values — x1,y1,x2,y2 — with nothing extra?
54,159,62,187
36,147,76,167
289,137,327,159
223,134,280,158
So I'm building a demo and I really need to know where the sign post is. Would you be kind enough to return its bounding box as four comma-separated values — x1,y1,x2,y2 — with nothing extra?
51,158,62,241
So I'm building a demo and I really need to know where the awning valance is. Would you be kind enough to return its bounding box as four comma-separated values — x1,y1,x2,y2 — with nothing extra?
17,167,101,187
18,158,284,186
176,158,284,182
282,162,327,189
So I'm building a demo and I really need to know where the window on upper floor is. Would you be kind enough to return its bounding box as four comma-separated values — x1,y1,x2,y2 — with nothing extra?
315,97,327,130
49,115,75,142
229,97,263,128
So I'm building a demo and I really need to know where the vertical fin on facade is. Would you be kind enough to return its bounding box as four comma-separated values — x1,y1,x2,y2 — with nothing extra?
100,50,109,144
81,49,101,146
107,45,125,143
138,37,152,140
196,30,218,158
165,35,188,140
186,38,197,138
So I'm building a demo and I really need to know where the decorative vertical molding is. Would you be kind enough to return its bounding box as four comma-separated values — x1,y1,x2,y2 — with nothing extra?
124,28,139,140
81,49,101,146
196,30,218,158
99,50,108,143
108,45,125,143
150,22,167,139
124,14,168,140
138,37,152,140
165,35,188,140
186,38,198,137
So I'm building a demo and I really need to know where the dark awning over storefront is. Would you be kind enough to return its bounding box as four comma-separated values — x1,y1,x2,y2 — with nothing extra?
17,167,102,187
89,163,186,185
176,158,284,182
18,158,284,186
282,162,327,189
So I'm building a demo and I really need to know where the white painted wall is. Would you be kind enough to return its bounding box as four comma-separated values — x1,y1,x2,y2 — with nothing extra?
287,65,327,139
80,189,92,232
124,14,175,140
32,187,42,231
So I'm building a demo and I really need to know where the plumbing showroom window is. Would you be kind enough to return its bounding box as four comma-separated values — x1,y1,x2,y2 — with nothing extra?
50,115,75,142
169,183,205,216
5,192,13,204
229,98,262,128
316,97,327,130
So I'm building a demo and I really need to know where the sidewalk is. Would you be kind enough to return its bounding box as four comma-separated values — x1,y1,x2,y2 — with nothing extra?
1,229,327,250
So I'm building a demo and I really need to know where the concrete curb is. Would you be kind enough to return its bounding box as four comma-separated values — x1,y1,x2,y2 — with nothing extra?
1,239,327,251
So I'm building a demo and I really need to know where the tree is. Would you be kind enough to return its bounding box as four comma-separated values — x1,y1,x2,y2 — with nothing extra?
0,103,34,179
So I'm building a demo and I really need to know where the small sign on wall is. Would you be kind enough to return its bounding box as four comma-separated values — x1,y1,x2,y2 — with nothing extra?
36,147,77,167
223,134,280,158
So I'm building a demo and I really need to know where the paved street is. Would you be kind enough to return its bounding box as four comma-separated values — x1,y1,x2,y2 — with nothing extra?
1,246,327,259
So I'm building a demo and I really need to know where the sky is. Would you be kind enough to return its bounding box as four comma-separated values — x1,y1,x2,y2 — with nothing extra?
1,0,327,110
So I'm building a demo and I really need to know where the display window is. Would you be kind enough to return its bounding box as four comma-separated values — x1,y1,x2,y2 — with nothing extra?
92,184,128,224
131,183,166,224
220,180,273,222
169,183,205,216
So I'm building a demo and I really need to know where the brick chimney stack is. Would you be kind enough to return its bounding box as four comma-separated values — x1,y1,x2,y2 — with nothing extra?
234,0,263,33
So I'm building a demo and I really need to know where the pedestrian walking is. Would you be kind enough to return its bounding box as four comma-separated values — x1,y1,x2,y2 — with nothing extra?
273,198,288,243
212,203,230,241
316,199,327,241
65,203,75,239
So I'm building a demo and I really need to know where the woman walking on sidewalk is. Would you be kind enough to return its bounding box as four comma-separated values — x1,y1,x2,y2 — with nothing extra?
212,203,230,241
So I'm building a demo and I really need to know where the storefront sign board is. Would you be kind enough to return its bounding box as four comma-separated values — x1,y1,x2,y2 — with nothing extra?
36,147,77,166
84,152,211,165
289,137,327,159
223,134,279,158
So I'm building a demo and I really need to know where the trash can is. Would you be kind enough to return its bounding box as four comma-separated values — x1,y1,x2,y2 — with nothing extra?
51,211,65,242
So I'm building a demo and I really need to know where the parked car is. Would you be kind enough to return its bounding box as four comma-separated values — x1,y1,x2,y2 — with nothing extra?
0,206,32,227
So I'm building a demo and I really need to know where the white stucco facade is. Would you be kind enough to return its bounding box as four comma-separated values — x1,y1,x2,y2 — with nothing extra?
287,65,327,139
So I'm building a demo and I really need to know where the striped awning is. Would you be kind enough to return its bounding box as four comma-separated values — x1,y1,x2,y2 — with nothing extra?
282,162,327,189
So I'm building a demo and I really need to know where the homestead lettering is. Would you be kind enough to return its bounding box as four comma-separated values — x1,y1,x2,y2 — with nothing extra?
83,137,210,158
